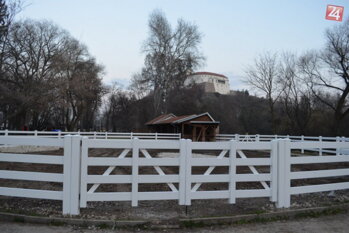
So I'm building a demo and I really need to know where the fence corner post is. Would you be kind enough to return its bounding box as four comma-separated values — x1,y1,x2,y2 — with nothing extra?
229,140,237,204
131,137,139,207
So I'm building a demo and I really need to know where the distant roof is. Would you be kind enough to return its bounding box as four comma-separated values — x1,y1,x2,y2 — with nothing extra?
145,113,176,125
190,72,228,79
146,112,218,125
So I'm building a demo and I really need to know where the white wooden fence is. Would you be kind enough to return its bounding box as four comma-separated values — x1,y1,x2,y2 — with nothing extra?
216,134,349,155
0,135,80,215
217,134,348,143
79,138,276,207
0,130,181,140
0,135,348,215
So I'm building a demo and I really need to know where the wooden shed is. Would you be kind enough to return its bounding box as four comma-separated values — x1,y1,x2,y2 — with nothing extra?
145,112,220,141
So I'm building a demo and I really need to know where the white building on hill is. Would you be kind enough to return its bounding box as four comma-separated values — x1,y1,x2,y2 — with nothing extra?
184,72,230,95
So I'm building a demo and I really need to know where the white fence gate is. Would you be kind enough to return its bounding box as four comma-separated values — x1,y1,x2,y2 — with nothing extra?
79,139,276,207
0,135,349,215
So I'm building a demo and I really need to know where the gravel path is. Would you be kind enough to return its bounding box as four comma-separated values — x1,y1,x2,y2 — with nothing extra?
1,211,349,233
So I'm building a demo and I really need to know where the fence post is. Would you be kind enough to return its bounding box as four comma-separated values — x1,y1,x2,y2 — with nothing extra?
94,131,97,139
270,140,278,202
58,131,61,139
63,135,72,215
34,130,38,137
276,139,284,208
131,138,139,207
155,133,158,140
62,135,81,215
235,134,239,141
179,139,187,205
256,134,260,142
105,131,108,139
336,136,340,155
80,137,89,208
301,135,304,154
70,135,81,215
277,139,291,208
185,139,192,205
4,129,8,146
229,140,237,204
319,136,323,156
284,139,291,207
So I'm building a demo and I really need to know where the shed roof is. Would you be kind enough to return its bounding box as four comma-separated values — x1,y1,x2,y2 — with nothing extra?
145,113,175,125
146,112,218,125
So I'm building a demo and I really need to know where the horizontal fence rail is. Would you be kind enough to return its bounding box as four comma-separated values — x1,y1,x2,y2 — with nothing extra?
216,134,348,142
216,134,349,156
0,130,181,140
0,134,348,215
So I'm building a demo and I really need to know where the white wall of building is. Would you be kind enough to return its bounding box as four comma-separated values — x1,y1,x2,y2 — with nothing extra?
184,73,230,95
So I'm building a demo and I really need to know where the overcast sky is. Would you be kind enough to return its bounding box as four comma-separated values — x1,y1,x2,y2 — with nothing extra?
18,0,349,90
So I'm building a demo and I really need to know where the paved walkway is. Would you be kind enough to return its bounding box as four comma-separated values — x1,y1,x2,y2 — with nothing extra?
1,212,349,233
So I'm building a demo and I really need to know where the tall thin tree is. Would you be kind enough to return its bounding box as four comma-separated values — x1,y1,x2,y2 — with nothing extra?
131,10,204,115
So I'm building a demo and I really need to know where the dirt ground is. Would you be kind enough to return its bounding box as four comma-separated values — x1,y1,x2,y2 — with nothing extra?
0,148,349,220
1,211,349,233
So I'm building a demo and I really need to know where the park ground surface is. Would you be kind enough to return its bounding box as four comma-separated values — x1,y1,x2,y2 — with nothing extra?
1,211,349,233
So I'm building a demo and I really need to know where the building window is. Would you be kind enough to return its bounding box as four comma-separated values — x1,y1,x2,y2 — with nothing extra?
218,80,225,84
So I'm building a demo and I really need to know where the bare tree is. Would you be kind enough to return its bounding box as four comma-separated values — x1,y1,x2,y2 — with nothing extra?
131,10,204,115
0,0,21,61
299,18,349,134
0,0,22,128
1,19,105,130
244,52,282,133
53,37,105,130
1,20,68,129
279,53,312,134
102,83,135,131
128,72,152,100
